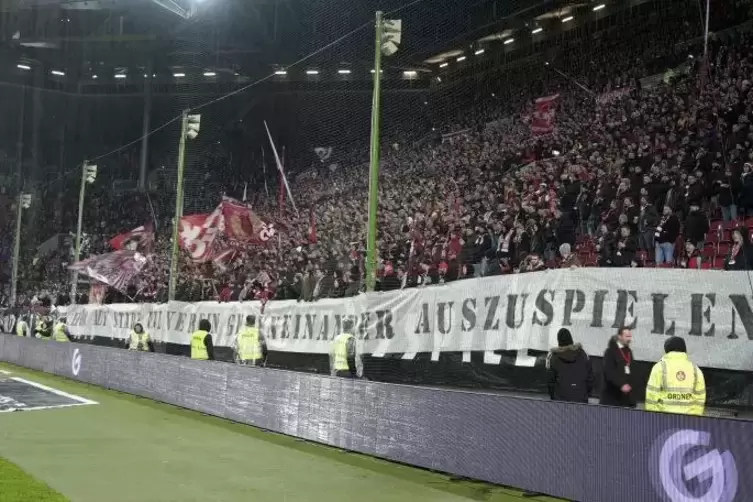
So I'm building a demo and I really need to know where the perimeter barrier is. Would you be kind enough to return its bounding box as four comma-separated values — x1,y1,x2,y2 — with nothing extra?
0,333,749,502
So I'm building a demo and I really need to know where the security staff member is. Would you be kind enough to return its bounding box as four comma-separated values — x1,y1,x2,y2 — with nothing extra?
16,316,29,337
52,317,71,343
234,315,267,366
35,316,52,340
645,336,706,416
127,323,153,352
330,319,357,378
190,319,215,361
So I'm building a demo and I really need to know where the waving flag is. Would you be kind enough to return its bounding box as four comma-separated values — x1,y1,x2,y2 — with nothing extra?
109,222,155,252
531,94,559,136
68,251,148,292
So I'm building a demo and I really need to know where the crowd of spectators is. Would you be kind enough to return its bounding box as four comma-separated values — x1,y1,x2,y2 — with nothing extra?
4,0,753,307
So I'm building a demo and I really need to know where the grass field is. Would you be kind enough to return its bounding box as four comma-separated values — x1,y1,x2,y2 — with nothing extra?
0,363,565,502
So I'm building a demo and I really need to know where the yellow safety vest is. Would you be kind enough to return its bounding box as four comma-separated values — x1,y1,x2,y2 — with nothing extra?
190,330,209,360
128,331,151,351
53,323,69,343
16,321,27,337
333,332,354,371
35,321,50,338
645,352,706,416
237,327,262,362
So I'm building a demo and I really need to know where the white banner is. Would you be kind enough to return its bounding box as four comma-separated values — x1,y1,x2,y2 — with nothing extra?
64,269,753,370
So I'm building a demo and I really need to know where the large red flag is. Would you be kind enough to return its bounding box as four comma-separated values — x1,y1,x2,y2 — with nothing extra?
68,250,147,292
531,94,559,135
109,222,154,252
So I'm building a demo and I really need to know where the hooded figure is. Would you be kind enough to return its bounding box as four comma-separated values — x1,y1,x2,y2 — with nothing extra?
545,328,594,403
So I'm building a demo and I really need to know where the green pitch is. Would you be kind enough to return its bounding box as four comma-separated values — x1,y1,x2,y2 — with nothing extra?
0,363,565,502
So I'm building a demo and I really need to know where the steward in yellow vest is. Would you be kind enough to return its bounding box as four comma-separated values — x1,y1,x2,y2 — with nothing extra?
190,319,214,361
128,323,152,352
35,317,52,339
234,315,267,366
645,336,706,416
53,318,71,343
16,317,29,337
330,319,357,378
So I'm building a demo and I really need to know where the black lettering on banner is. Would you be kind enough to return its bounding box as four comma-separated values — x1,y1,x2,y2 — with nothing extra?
461,298,476,331
414,303,431,334
210,314,220,334
727,295,753,339
437,302,454,335
188,314,197,333
359,313,371,340
611,290,637,329
651,293,675,336
506,294,527,329
562,290,585,326
590,290,608,328
94,309,108,327
333,315,344,337
375,310,394,339
293,314,302,339
147,311,160,330
175,313,187,332
281,314,292,339
226,314,237,336
483,296,500,330
166,312,177,331
532,290,554,326
303,314,317,340
689,294,715,337
316,315,330,341
267,316,279,340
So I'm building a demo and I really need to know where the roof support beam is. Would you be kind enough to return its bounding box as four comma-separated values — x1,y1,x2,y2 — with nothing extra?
148,0,192,19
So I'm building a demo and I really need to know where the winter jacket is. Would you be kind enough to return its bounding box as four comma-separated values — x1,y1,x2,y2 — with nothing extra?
599,336,637,408
546,343,594,403
684,211,709,244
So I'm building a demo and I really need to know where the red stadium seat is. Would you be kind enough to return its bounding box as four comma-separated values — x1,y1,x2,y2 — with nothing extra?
713,257,726,269
717,243,730,256
701,261,713,270
701,245,716,260
709,220,723,232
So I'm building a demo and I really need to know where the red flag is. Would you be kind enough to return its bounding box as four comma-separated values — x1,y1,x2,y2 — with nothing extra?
68,250,147,292
308,210,318,244
109,222,154,252
531,94,559,136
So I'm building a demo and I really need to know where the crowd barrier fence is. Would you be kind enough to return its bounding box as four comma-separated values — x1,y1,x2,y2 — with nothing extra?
0,334,749,502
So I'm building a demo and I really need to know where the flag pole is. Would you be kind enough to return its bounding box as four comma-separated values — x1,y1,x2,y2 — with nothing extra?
70,160,89,304
263,120,298,217
365,10,384,292
168,109,190,302
9,192,25,307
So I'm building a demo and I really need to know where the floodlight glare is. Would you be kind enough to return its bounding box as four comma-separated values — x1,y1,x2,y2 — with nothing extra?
562,16,574,22
274,70,287,75
456,55,466,62
338,69,351,74
306,70,319,75
17,64,31,71
532,27,544,34
203,71,217,77
173,72,186,77
474,49,485,55
114,74,126,79
439,62,449,68
92,74,98,79
51,70,65,76
504,38,514,45
403,70,417,77
593,4,606,11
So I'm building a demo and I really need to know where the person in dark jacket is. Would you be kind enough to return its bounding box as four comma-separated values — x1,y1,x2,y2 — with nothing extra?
599,327,636,408
546,328,593,403
684,205,709,249
655,206,680,265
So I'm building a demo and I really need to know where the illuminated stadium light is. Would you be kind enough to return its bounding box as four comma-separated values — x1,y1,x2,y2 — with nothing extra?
504,38,514,45
17,64,31,71
562,16,574,23
173,72,186,77
51,70,65,76
456,55,466,62
114,74,126,79
403,70,417,77
92,74,98,79
532,27,543,34
593,3,606,11
306,70,319,75
274,70,287,75
338,69,351,74
143,74,148,78
203,71,217,77
370,69,383,73
474,49,484,55
439,62,449,68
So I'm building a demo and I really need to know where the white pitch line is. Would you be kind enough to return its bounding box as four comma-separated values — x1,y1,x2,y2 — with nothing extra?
0,403,94,413
10,377,99,406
